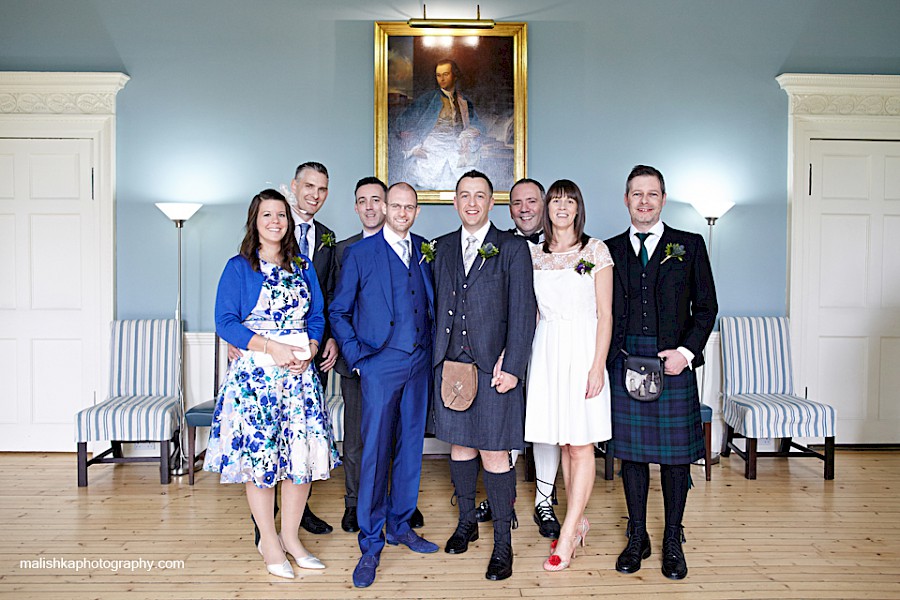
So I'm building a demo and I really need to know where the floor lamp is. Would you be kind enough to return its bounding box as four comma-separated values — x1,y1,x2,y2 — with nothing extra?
689,197,733,467
155,202,202,475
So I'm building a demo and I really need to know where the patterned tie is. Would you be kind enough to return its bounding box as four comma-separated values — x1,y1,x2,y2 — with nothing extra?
636,232,650,268
399,239,411,267
463,235,478,274
297,222,310,257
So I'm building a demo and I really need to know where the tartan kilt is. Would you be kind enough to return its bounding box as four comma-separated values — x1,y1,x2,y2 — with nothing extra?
611,335,704,464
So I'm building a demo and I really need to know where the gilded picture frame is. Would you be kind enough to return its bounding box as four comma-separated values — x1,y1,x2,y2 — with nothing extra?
375,21,527,204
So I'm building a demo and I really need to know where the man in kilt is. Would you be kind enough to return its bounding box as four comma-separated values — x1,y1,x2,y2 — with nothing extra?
605,165,718,580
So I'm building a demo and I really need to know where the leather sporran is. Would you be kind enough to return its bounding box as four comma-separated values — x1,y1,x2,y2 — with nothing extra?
622,351,664,402
441,360,478,411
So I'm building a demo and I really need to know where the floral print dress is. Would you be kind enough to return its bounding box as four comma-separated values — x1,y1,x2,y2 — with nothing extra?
204,259,340,487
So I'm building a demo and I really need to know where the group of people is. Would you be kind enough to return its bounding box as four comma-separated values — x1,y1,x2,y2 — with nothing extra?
203,161,718,587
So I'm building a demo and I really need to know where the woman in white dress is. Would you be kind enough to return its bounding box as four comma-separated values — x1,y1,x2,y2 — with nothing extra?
525,179,614,571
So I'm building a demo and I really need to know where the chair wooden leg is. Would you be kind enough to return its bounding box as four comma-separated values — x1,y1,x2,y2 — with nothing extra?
77,442,88,487
188,425,196,485
159,441,171,484
746,438,758,479
779,437,793,453
824,437,835,480
703,421,712,481
604,444,614,481
111,441,123,458
524,444,535,483
722,425,734,457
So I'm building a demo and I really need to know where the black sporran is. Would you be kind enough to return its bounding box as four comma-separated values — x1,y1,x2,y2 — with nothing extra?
622,351,664,402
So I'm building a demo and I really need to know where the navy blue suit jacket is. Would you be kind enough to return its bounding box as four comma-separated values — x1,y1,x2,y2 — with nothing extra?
329,232,435,372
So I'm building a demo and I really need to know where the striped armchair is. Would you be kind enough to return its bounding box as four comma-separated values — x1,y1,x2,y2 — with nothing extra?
75,320,182,486
720,317,835,480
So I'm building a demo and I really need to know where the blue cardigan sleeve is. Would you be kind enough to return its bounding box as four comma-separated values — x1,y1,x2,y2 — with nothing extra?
214,255,260,350
302,254,325,345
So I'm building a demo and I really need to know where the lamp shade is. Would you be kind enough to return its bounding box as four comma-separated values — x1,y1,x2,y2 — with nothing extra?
689,198,734,220
155,202,202,222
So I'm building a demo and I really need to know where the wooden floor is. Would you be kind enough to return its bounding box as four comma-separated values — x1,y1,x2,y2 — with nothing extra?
1,450,899,600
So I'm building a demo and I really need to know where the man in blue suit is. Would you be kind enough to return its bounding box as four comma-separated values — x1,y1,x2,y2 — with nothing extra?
330,182,439,588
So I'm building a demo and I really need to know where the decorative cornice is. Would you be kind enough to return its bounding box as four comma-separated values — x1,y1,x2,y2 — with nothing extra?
777,73,900,117
0,72,129,115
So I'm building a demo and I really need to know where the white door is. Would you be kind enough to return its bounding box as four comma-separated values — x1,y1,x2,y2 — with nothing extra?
802,139,900,443
0,138,101,450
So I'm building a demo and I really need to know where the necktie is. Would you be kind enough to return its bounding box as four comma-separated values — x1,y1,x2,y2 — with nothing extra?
526,231,542,245
463,235,478,274
297,222,310,257
636,232,650,268
399,239,411,267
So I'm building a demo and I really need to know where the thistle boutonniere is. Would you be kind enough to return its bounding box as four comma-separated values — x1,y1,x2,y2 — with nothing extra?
661,243,686,264
574,258,595,275
318,232,336,251
292,256,309,271
419,239,436,264
477,242,500,270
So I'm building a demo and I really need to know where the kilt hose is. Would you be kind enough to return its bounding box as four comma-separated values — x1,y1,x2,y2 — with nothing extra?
611,335,704,465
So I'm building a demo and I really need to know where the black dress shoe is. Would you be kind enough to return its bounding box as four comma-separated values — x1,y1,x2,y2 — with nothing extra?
341,507,359,533
409,507,425,529
615,527,651,574
485,544,513,581
444,520,479,554
474,499,492,523
301,505,333,535
661,528,688,580
533,504,561,539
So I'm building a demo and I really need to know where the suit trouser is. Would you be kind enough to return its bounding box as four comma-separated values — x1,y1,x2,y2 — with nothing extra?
340,374,362,508
357,345,429,556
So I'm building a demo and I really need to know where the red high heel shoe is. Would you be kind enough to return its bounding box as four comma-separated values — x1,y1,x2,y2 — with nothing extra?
544,518,590,571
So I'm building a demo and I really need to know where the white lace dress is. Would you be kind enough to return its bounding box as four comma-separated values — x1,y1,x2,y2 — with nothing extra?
525,238,614,446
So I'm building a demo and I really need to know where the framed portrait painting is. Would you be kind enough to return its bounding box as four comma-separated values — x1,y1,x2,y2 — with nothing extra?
375,21,527,203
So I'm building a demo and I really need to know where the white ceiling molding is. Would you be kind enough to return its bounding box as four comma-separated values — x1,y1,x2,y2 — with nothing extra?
0,72,130,115
777,73,900,117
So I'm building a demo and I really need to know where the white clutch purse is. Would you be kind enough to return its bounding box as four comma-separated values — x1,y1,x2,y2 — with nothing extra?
247,331,311,367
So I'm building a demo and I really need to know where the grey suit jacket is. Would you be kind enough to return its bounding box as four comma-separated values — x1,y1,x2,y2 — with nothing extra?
432,224,536,380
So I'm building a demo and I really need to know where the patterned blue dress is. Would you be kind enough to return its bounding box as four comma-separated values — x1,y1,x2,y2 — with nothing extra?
204,259,340,487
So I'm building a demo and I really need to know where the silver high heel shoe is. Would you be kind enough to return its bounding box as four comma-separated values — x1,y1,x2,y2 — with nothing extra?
257,541,295,579
279,534,326,570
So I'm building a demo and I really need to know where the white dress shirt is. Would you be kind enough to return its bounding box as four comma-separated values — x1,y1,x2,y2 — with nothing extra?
460,221,491,254
382,226,412,264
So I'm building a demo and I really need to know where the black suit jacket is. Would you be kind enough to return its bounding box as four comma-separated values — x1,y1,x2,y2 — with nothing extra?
604,224,718,369
309,220,339,369
432,224,536,379
333,232,364,378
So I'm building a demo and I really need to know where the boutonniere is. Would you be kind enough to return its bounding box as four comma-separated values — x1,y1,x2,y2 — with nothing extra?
317,232,336,251
661,243,686,264
292,256,309,271
477,242,500,270
574,258,595,275
419,239,436,264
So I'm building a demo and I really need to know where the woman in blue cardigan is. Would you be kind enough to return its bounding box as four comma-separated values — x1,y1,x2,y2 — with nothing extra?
204,189,340,578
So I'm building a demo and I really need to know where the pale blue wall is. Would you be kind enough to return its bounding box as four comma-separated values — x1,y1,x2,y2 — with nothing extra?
2,1,899,330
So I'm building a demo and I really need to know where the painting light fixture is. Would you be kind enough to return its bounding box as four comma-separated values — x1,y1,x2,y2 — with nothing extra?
408,4,495,29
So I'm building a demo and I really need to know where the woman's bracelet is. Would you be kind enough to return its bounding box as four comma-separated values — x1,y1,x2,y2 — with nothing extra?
263,338,269,354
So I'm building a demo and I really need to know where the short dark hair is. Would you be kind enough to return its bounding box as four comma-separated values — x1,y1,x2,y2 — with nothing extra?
294,161,329,180
542,179,589,252
354,176,387,196
436,58,462,80
510,177,545,197
456,169,493,196
625,165,665,196
387,181,418,203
